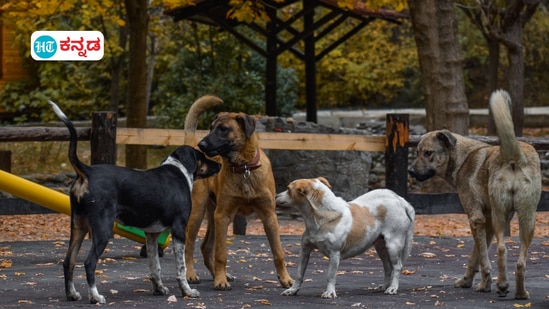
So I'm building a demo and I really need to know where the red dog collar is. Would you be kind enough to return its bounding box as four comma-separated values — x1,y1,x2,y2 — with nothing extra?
230,149,262,174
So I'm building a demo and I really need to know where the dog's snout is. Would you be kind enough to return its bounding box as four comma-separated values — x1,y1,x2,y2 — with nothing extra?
198,140,208,151
408,168,417,178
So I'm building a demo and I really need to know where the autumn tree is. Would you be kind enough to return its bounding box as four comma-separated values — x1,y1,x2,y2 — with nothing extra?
456,0,541,136
408,0,469,134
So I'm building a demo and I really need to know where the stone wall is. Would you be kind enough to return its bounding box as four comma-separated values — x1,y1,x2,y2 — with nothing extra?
258,117,373,201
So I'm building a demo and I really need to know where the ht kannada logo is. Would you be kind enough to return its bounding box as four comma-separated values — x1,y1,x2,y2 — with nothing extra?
31,31,104,61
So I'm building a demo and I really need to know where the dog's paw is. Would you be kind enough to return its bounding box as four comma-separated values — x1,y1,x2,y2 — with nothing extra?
281,288,298,296
515,290,530,300
185,288,200,298
321,290,337,299
384,286,398,295
226,272,235,282
153,285,170,295
278,276,294,289
66,291,82,301
89,294,106,304
187,275,201,284
497,281,509,297
473,281,491,293
214,281,232,291
454,277,473,288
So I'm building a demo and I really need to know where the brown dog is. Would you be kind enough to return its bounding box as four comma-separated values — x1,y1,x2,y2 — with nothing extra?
183,95,293,290
408,90,541,299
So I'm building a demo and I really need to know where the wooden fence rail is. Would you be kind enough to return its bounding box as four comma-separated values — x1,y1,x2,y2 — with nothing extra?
1,112,548,218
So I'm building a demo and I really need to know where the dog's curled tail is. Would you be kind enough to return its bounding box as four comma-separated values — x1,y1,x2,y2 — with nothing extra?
489,90,523,163
184,95,224,145
48,101,88,180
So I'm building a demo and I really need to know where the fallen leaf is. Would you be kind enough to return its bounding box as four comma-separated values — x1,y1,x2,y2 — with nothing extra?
110,289,118,295
0,259,12,268
420,252,437,258
402,268,418,275
18,300,33,304
133,289,148,293
513,303,531,308
167,295,177,303
255,299,272,305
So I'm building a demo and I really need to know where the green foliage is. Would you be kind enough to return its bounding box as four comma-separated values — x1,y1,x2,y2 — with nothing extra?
151,22,297,129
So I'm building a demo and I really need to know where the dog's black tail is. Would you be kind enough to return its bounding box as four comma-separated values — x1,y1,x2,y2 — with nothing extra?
49,101,88,180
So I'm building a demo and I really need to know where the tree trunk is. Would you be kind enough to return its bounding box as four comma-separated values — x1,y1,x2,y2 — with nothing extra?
124,0,149,169
503,23,525,137
408,0,469,135
110,25,127,113
486,38,500,135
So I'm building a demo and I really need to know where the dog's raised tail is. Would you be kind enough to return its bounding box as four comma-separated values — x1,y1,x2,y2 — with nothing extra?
489,90,523,163
184,95,224,145
48,101,88,180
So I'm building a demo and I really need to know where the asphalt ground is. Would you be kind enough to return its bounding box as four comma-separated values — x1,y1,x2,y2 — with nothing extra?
1,235,549,308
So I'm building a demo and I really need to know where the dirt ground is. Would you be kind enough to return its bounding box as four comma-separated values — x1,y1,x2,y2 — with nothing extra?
2,212,549,242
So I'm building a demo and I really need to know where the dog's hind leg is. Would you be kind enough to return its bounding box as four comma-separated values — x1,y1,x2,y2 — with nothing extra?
145,233,170,295
514,212,535,300
455,211,493,292
374,238,398,290
63,215,88,301
84,223,112,304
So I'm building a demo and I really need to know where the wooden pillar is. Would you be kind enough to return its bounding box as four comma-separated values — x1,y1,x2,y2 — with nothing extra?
385,114,409,197
91,111,117,165
0,150,11,172
304,0,317,123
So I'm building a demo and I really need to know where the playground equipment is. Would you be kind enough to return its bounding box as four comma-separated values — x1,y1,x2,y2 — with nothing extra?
0,169,171,248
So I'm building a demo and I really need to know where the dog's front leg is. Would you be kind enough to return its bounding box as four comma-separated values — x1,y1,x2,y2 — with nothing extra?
281,242,313,296
257,206,293,288
322,250,341,299
145,233,170,295
213,207,233,290
173,238,200,298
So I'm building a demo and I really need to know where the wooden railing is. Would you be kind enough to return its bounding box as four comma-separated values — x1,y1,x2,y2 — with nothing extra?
1,111,548,218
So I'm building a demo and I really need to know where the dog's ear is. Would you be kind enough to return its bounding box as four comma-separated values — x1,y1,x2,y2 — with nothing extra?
235,113,256,138
436,130,457,149
317,177,331,188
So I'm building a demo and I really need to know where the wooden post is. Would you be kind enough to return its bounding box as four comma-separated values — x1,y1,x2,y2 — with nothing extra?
91,111,117,165
233,215,248,236
0,150,11,172
385,114,409,197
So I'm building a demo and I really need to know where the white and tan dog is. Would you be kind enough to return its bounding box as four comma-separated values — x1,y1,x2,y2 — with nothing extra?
276,177,415,298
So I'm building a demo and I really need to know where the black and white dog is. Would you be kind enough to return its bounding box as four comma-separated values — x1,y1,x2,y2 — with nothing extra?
49,101,220,304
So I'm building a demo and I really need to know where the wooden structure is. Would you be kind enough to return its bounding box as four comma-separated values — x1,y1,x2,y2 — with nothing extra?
2,114,549,217
166,0,407,122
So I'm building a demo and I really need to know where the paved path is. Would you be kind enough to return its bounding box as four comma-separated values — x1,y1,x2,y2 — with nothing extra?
1,235,548,308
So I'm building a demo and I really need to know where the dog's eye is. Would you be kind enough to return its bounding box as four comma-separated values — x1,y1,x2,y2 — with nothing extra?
423,151,433,157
